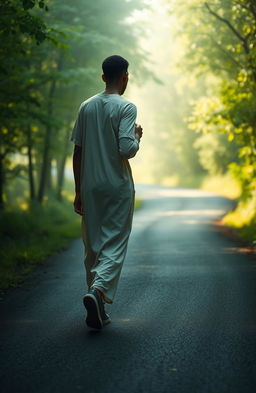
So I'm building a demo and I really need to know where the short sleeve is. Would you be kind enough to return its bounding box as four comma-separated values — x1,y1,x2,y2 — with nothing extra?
70,105,83,146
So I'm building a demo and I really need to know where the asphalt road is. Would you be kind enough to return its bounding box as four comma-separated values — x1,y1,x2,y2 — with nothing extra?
1,184,256,393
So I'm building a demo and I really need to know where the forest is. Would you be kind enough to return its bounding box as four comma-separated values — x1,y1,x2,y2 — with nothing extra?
0,0,255,288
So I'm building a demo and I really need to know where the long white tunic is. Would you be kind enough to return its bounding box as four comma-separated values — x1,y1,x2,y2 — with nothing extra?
71,92,139,303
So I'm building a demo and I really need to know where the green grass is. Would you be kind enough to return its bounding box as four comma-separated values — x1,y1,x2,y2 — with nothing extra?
199,174,255,246
134,197,142,210
0,199,81,290
222,194,256,245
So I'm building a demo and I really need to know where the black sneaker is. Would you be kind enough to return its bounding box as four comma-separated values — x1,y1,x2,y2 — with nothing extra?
83,288,104,329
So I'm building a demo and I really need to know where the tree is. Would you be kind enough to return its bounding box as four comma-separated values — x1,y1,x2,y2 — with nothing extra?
170,0,256,196
35,0,152,202
1,0,152,207
0,0,52,208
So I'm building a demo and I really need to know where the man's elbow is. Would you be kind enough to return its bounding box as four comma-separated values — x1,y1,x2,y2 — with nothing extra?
119,146,139,159
119,139,139,159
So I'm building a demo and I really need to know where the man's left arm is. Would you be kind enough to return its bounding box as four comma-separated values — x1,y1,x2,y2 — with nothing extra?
73,144,83,215
71,103,84,216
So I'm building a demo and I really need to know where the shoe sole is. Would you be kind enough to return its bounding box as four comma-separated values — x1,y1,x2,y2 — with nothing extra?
83,294,103,330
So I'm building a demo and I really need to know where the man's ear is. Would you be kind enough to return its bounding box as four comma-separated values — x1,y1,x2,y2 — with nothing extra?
123,72,128,82
102,74,106,82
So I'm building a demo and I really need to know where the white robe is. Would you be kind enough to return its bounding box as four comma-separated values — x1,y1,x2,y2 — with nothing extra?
71,92,140,303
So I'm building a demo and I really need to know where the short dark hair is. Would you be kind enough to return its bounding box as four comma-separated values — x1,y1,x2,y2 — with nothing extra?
102,55,129,83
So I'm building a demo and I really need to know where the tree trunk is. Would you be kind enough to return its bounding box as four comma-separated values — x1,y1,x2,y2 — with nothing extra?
45,157,52,191
37,79,56,203
27,126,35,200
0,154,4,210
37,54,64,203
56,155,66,201
56,124,71,201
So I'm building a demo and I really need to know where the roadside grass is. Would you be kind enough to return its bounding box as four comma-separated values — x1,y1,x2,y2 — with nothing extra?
222,194,256,245
0,180,142,291
0,199,81,290
134,197,142,210
199,174,255,247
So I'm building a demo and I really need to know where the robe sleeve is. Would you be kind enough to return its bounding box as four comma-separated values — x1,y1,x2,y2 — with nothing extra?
118,103,140,159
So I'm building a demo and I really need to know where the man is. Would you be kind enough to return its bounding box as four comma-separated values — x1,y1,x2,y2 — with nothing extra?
71,55,143,330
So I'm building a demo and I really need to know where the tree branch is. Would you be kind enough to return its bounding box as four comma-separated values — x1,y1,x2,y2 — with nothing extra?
249,0,256,20
204,33,244,70
233,0,256,25
204,2,249,54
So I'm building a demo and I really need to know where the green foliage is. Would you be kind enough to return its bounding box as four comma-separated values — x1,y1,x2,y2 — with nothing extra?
201,173,241,199
0,0,151,208
0,198,81,289
223,192,256,244
171,0,256,199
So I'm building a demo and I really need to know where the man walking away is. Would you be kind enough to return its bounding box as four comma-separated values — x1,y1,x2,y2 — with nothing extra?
71,55,143,329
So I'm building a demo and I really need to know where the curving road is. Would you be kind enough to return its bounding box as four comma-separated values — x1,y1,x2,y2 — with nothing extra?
0,185,256,393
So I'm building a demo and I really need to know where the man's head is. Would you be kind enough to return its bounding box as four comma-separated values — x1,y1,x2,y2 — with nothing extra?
102,55,129,95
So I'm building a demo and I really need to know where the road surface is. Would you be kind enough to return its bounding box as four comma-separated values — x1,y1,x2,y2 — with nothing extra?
0,185,256,393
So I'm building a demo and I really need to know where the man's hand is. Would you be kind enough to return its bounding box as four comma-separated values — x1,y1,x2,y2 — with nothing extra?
74,193,83,216
135,123,143,140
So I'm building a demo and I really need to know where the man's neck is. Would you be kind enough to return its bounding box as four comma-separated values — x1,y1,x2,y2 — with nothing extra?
104,84,121,95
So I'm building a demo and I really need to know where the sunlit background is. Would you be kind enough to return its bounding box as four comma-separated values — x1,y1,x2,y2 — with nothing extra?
126,1,182,185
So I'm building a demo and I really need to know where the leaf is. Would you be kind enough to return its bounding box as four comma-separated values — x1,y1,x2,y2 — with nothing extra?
22,0,36,10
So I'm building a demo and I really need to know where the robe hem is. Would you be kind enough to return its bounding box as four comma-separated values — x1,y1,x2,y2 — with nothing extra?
91,285,113,304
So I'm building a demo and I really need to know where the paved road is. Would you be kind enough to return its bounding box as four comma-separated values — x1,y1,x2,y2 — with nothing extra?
1,185,256,393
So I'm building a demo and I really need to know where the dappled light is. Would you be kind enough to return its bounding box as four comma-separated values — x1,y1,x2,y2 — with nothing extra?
222,247,256,256
117,318,132,323
181,220,202,225
161,209,226,217
137,187,218,199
